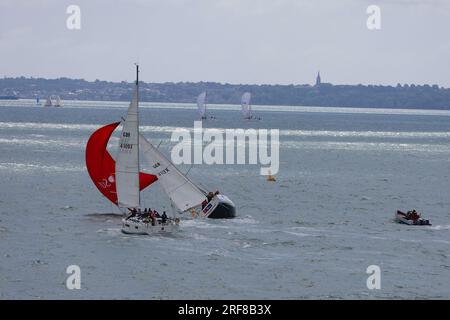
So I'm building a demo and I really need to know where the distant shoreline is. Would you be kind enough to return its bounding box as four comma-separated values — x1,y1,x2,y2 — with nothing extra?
1,77,450,110
3,98,450,116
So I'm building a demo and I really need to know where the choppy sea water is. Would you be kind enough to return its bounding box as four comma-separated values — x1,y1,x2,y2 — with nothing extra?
0,100,449,299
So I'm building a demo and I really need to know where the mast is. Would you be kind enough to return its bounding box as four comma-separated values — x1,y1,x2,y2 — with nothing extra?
205,89,207,115
135,63,140,207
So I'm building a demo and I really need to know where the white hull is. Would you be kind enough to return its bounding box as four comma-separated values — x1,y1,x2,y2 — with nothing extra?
121,217,179,235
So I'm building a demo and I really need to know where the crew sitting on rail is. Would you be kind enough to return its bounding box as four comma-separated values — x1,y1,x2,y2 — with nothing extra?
161,211,168,224
150,210,156,226
206,190,220,203
128,208,137,219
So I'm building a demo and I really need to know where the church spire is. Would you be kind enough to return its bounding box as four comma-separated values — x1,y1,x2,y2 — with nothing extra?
315,71,321,86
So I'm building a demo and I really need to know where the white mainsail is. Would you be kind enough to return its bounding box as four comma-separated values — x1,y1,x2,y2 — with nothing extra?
139,135,206,212
241,92,251,118
197,91,207,117
116,81,140,208
55,96,62,107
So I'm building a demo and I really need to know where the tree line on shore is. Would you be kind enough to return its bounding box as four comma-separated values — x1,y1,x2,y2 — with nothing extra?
1,76,449,109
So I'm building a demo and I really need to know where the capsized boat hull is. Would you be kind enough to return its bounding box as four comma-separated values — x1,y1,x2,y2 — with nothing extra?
202,194,236,219
121,217,179,235
395,210,431,226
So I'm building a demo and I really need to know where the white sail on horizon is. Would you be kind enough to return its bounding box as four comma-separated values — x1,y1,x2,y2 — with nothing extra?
55,96,62,107
241,92,252,118
116,85,140,208
139,134,206,212
44,96,52,107
197,91,207,117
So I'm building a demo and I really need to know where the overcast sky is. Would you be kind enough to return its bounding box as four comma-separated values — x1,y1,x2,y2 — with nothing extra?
1,0,449,86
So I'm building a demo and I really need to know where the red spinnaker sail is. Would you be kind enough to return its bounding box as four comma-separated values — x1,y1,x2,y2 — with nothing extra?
85,122,157,205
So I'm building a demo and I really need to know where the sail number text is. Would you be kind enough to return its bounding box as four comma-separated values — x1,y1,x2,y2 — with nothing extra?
120,131,132,149
120,143,133,150
158,168,170,176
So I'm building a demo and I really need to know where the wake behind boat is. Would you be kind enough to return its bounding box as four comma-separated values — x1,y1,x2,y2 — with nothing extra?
395,209,431,226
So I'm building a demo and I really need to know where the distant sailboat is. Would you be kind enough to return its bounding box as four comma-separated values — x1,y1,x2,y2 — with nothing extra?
43,95,62,107
241,92,252,119
44,96,52,107
241,92,260,120
197,91,207,119
54,96,62,107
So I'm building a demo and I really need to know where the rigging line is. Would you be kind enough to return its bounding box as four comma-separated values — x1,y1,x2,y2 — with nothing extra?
185,164,194,176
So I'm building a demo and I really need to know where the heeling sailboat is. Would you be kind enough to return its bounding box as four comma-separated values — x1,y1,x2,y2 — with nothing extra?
139,135,236,218
86,65,236,227
86,65,179,235
117,65,182,234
